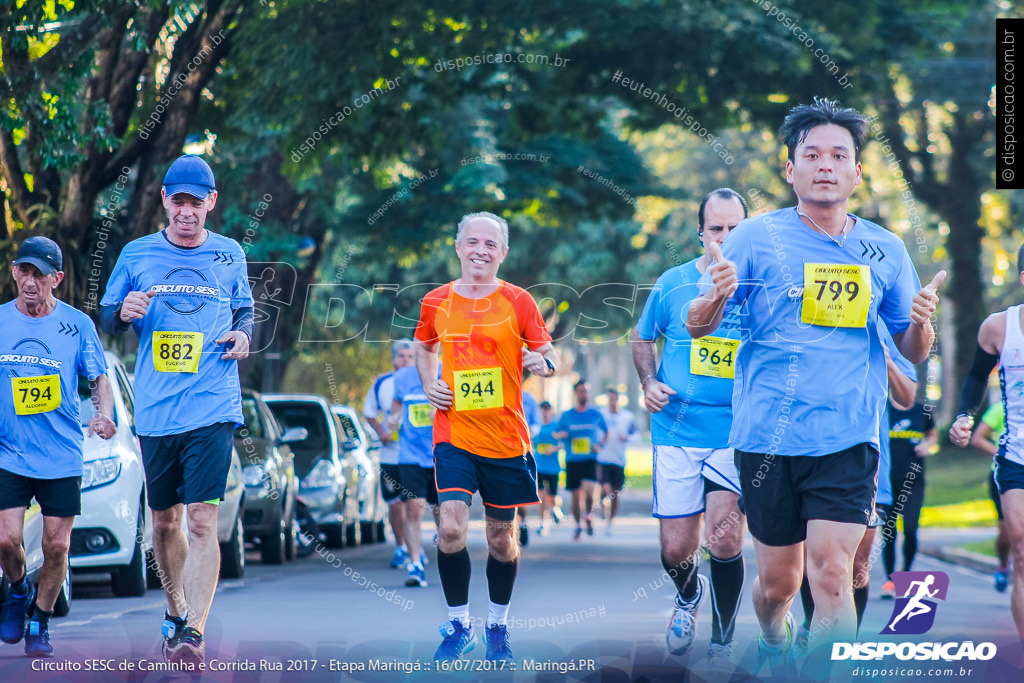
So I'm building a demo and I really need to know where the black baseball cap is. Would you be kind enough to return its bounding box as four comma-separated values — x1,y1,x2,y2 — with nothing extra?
539,401,552,409
163,154,216,198
13,236,62,276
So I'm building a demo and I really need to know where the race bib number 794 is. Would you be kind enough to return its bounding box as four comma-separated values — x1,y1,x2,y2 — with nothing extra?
152,331,203,373
12,375,61,415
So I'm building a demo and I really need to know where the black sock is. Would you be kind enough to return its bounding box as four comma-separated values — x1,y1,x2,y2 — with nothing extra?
31,606,52,625
800,575,814,629
854,585,868,629
486,554,519,605
437,548,471,608
709,553,744,644
662,552,698,602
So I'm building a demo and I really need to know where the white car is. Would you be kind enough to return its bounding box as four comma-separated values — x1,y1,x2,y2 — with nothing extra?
70,352,153,597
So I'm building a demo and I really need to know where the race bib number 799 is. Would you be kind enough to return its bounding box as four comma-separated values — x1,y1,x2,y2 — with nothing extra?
800,263,871,328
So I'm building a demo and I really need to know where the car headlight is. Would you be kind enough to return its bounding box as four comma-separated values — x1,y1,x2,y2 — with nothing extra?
302,460,336,488
82,457,121,491
242,464,272,492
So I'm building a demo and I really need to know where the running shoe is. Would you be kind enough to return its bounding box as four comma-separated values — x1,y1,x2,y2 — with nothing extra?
390,546,409,569
792,623,811,659
24,619,52,658
666,573,708,655
166,627,205,665
537,525,547,536
434,618,476,660
996,570,1009,593
161,612,188,662
705,641,734,671
552,508,563,524
573,526,583,541
585,515,594,536
881,580,896,599
757,611,795,673
406,563,427,587
519,523,529,547
485,623,513,660
0,580,35,644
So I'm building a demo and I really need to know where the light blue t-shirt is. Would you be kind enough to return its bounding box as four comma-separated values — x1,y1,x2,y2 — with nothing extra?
392,366,434,468
533,422,563,475
636,258,741,448
100,230,253,436
523,392,540,435
0,300,108,478
707,208,921,456
876,322,918,506
554,407,607,462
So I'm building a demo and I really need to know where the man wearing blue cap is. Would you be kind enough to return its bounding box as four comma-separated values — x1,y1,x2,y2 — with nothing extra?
0,236,115,658
100,155,254,665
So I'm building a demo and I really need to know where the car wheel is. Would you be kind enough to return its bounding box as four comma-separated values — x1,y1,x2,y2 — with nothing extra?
53,560,72,617
260,508,287,565
283,506,297,561
112,510,147,597
375,519,387,543
360,520,376,544
322,523,344,549
219,513,245,579
345,520,361,547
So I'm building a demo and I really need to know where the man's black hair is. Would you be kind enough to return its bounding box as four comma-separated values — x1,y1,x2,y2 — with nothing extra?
573,379,588,390
1018,242,1024,274
779,97,869,163
698,188,749,229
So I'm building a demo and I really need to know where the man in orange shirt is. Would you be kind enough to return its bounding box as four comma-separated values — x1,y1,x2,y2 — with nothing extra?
416,212,556,662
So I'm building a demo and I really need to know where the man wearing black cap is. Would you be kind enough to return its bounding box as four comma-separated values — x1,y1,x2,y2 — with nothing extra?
0,236,115,658
99,155,254,665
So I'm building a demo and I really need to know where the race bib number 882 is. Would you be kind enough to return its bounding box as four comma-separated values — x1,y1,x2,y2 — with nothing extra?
152,331,203,373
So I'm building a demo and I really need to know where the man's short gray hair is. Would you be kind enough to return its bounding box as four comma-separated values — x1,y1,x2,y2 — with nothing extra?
456,211,509,249
391,339,413,359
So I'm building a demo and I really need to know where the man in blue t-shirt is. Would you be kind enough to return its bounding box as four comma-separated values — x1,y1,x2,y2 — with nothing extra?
390,364,439,588
0,237,114,658
552,380,607,540
99,155,254,666
688,99,943,664
632,188,748,664
533,401,564,534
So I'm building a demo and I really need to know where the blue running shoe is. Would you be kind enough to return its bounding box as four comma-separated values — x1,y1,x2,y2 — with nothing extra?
24,619,52,658
0,580,35,644
485,624,513,661
434,619,476,660
390,546,409,569
996,570,1009,593
757,611,796,674
161,612,188,662
406,563,427,587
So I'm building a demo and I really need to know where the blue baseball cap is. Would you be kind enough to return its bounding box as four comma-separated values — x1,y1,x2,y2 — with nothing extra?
163,154,216,199
13,236,63,276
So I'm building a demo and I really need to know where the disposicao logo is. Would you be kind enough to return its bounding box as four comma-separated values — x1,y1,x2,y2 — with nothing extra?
881,571,948,635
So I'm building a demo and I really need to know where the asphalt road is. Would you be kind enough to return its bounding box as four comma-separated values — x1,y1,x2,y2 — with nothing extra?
1,492,1022,683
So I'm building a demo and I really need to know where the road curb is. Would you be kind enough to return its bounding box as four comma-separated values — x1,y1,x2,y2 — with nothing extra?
922,545,1000,575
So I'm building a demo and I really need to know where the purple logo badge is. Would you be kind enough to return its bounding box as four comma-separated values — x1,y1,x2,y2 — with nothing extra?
881,571,949,635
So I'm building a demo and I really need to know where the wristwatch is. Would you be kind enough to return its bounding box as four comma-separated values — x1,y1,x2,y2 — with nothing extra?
544,357,556,376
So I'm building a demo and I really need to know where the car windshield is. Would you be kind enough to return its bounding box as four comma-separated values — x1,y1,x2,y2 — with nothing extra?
334,410,360,442
239,396,265,439
266,401,330,471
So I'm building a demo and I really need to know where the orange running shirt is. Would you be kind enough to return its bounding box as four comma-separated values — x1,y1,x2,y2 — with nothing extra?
415,280,552,459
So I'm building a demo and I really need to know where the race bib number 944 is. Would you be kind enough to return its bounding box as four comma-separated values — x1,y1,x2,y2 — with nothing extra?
690,337,740,379
152,331,203,373
801,263,871,328
453,368,503,411
12,375,61,415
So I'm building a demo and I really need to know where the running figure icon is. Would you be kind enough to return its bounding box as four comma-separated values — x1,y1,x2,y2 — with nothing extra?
886,574,939,631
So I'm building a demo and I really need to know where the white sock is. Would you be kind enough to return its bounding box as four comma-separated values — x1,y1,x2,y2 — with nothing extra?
448,604,470,623
487,601,510,627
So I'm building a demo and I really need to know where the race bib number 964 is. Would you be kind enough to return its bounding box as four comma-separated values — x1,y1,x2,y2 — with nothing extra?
12,375,61,415
690,337,740,379
152,331,203,373
452,368,503,411
801,263,871,328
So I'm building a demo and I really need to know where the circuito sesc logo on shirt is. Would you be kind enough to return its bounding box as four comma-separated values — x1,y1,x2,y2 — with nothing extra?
155,267,222,315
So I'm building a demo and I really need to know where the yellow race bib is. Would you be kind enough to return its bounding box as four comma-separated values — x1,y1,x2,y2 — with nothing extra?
452,368,503,411
571,437,591,455
408,402,435,428
690,337,740,379
12,375,61,415
537,443,557,456
801,263,871,328
152,331,203,373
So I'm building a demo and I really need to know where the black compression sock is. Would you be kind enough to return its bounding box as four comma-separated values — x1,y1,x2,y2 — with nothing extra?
485,554,519,605
854,585,868,629
709,552,745,644
437,547,471,608
800,575,814,629
662,552,699,602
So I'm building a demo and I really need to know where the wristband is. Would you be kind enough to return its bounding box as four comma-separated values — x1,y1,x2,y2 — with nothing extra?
544,357,556,376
